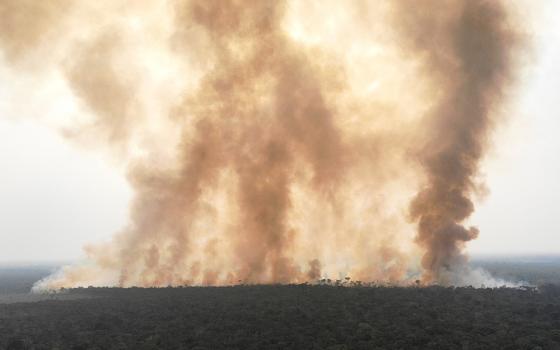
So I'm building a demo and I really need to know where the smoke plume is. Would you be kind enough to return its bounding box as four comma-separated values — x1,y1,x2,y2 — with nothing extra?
0,0,523,288
393,0,521,284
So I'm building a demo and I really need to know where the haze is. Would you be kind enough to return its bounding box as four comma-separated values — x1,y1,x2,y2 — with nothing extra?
0,0,557,270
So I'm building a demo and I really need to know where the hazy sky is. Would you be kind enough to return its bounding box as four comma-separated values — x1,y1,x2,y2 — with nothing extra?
0,1,558,263
469,1,560,255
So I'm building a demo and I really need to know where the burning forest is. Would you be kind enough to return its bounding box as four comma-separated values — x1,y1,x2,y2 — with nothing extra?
0,0,525,289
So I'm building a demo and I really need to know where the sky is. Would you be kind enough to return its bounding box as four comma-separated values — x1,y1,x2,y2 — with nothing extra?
0,1,559,263
469,1,560,255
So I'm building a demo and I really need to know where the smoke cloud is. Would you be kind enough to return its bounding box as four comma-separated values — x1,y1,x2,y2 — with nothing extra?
0,0,523,288
393,0,522,284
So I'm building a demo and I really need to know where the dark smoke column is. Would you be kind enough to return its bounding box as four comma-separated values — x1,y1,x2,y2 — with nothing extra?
397,0,521,284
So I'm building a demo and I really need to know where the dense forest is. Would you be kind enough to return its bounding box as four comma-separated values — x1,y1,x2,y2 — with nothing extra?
2,284,560,350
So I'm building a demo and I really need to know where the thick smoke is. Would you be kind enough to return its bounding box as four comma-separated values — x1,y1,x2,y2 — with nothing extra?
0,0,523,288
393,0,521,284
0,0,71,63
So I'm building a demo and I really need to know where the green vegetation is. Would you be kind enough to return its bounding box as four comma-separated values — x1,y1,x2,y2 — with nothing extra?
1,284,560,350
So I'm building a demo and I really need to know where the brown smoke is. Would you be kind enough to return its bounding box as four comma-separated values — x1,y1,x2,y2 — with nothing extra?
0,0,71,63
392,0,522,283
0,0,524,288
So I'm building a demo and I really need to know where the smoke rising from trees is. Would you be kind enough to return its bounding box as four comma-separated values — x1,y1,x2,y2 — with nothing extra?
0,0,524,288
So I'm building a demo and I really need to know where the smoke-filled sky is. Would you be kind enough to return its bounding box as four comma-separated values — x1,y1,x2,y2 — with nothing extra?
0,0,556,287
